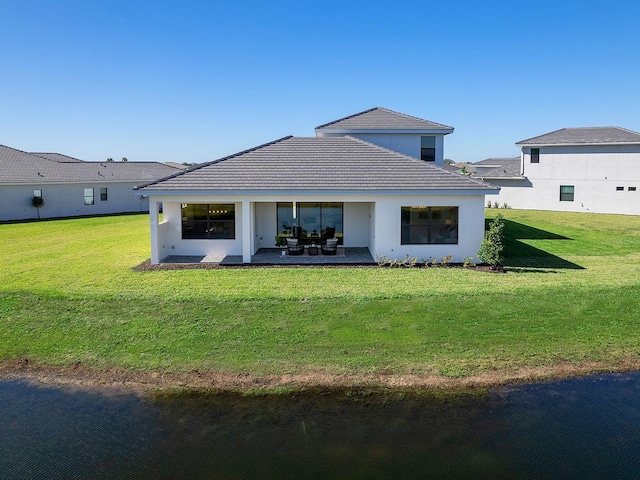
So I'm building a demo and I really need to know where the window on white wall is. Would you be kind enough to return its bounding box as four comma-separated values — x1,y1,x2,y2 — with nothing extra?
401,206,458,244
33,189,42,198
83,188,94,205
559,185,574,202
629,187,637,192
100,187,108,201
530,148,540,163
181,204,235,239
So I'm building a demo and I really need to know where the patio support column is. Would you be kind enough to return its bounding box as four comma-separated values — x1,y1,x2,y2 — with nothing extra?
242,200,252,263
149,199,160,264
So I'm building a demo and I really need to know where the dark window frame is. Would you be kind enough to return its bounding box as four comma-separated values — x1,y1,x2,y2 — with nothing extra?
100,187,108,201
530,148,540,163
420,136,436,162
559,185,574,202
401,206,459,245
181,203,236,240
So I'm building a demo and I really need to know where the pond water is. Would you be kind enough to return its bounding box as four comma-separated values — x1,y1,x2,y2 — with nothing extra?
1,372,640,479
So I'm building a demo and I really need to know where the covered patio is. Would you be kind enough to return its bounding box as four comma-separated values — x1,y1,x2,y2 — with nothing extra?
161,247,375,266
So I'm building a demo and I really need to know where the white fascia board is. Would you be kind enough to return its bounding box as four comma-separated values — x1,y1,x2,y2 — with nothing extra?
477,176,526,181
137,188,498,197
517,141,640,147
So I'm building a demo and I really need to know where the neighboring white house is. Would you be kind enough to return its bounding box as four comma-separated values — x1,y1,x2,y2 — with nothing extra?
135,107,499,264
473,127,640,215
0,145,183,221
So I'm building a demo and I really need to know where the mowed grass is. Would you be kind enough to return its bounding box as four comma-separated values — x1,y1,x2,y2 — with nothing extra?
0,210,639,378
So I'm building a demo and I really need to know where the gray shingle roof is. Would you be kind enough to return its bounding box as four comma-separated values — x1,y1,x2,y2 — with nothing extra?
136,136,496,192
472,157,522,179
315,107,454,132
516,127,640,146
0,145,182,184
31,152,85,163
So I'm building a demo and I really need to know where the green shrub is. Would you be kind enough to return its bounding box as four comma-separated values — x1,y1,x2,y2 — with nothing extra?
478,214,505,269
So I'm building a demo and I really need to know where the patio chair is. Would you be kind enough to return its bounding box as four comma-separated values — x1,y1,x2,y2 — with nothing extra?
287,238,305,255
321,238,338,255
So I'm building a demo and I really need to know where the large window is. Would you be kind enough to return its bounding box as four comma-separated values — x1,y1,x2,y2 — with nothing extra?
181,204,235,239
401,206,458,244
420,136,436,162
530,148,540,163
277,202,343,244
83,188,94,205
559,185,574,202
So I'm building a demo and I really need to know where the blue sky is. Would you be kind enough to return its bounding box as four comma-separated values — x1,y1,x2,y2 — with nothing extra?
2,1,639,163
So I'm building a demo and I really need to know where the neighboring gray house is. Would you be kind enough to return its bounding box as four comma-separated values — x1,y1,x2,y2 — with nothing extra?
0,145,183,221
135,107,499,264
478,127,640,215
466,157,530,207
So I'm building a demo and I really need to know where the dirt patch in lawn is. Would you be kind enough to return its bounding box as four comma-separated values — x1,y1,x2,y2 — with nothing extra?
1,358,639,396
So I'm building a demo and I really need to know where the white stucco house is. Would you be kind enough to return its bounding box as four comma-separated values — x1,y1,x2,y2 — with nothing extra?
0,145,183,221
135,107,499,264
473,127,640,215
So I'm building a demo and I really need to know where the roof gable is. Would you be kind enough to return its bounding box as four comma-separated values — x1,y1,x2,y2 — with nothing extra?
315,107,454,132
516,127,640,146
137,136,495,192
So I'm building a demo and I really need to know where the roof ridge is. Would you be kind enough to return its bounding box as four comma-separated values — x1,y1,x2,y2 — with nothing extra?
372,107,454,130
0,144,47,159
31,152,86,163
134,135,294,190
315,107,379,129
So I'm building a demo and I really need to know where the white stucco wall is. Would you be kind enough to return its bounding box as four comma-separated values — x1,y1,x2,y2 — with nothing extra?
503,145,640,215
318,132,446,166
372,194,486,263
0,182,151,221
147,193,488,264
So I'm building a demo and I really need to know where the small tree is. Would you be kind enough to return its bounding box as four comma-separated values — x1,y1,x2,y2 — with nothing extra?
31,195,45,219
478,214,505,270
121,157,128,162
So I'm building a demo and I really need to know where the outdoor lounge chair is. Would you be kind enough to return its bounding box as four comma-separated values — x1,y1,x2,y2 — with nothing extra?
287,238,305,255
321,238,338,255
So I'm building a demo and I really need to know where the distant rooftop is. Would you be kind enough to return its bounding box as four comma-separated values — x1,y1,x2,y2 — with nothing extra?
472,157,522,179
315,107,454,132
31,153,86,163
0,145,182,184
516,127,640,146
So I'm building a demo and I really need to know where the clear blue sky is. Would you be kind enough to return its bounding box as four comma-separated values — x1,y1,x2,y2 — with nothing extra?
2,1,639,163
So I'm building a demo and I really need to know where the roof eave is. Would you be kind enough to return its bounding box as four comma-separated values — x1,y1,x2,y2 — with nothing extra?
516,141,640,147
135,187,498,196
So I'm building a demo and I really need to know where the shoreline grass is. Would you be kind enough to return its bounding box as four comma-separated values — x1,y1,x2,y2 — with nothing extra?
1,210,639,390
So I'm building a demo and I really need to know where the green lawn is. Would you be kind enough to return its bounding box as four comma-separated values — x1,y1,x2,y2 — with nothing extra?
1,210,639,380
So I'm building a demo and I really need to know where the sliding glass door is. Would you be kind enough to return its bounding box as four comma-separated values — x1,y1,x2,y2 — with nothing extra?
277,202,343,244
